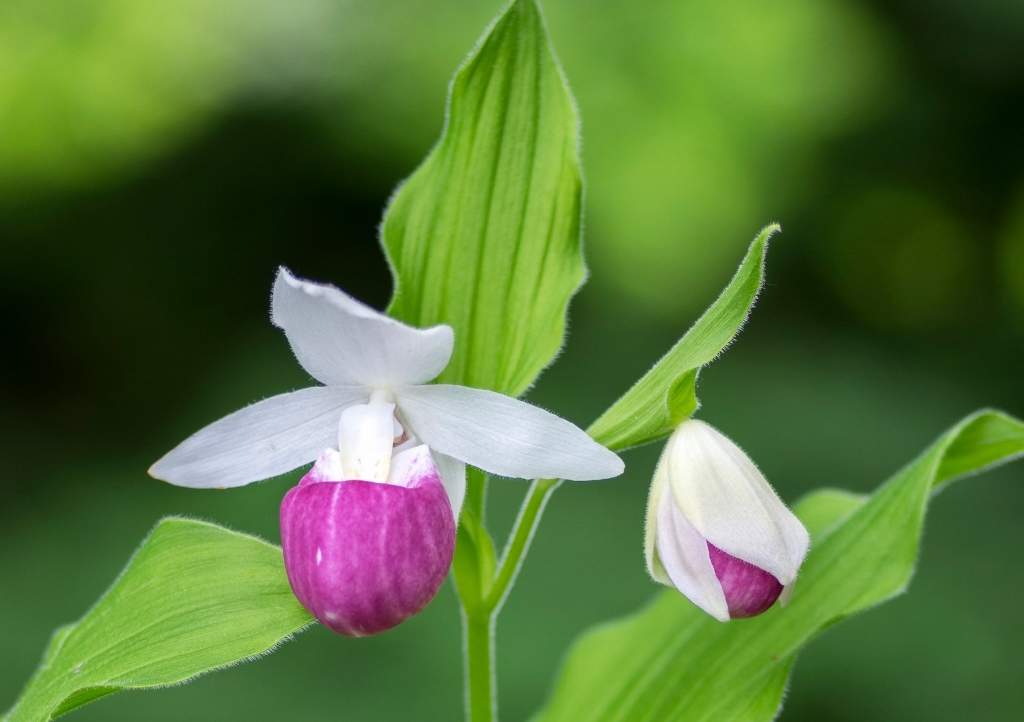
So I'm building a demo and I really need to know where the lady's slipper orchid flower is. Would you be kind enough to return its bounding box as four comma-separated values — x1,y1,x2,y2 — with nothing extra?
150,268,623,636
645,419,809,622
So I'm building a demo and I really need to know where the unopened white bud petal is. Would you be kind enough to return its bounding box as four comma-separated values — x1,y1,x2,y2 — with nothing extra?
645,419,810,621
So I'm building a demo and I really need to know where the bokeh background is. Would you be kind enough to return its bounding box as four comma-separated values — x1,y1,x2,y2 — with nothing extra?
2,0,1023,719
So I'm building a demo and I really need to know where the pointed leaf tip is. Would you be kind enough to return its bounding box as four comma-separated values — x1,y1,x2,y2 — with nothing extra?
588,225,777,452
381,0,584,397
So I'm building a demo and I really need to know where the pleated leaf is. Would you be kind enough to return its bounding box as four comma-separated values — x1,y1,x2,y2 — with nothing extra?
381,0,583,397
534,410,1024,722
588,224,778,452
3,518,313,722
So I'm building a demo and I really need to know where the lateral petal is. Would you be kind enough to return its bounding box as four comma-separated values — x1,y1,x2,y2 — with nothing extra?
149,386,367,488
271,268,454,387
395,384,623,481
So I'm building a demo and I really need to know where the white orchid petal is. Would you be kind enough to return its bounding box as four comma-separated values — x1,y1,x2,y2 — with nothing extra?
666,420,809,585
271,267,454,387
432,451,466,520
395,384,623,481
308,449,345,482
386,444,437,489
149,386,367,488
644,452,673,586
655,477,730,622
779,581,796,607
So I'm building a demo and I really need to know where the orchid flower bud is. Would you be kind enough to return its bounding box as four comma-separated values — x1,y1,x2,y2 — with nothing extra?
280,396,456,637
645,419,809,622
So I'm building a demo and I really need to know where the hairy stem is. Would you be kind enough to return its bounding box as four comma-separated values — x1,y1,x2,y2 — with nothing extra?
461,478,562,722
486,478,560,609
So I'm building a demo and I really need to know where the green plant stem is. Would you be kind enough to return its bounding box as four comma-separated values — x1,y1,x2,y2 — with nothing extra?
465,612,495,722
461,478,561,722
486,478,561,608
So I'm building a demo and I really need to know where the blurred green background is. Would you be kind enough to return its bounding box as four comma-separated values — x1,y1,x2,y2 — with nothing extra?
2,0,1023,719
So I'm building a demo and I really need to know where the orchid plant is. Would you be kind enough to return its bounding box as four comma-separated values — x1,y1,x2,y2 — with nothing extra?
5,1,1024,721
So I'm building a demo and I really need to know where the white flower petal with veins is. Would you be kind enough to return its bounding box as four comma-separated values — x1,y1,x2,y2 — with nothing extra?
150,385,366,489
396,384,623,482
272,268,454,388
152,268,623,513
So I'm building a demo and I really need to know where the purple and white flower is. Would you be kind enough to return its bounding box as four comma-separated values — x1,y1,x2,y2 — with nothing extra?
151,268,623,635
645,419,809,621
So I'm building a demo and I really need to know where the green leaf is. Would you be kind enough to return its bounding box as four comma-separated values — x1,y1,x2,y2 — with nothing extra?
381,0,584,397
588,224,778,452
3,518,313,722
533,409,1024,722
791,488,867,540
